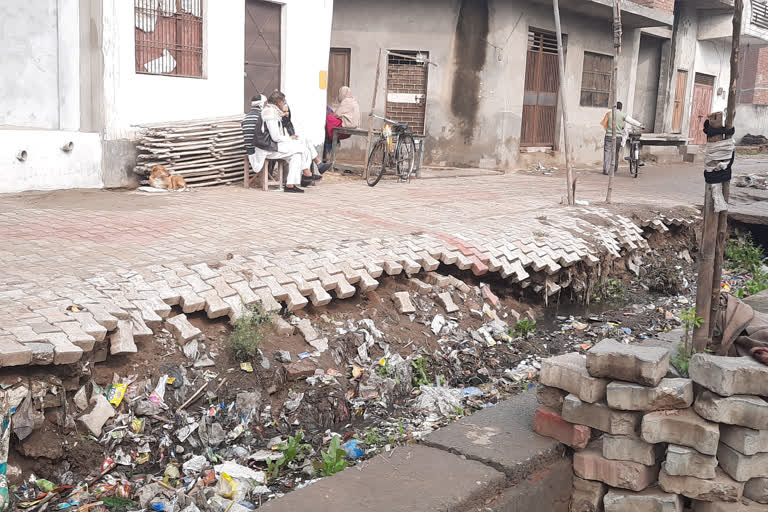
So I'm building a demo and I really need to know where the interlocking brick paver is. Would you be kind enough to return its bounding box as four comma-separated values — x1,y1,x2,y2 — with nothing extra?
0,169,705,367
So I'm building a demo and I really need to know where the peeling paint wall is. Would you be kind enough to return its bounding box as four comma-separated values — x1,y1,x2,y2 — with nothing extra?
331,0,648,170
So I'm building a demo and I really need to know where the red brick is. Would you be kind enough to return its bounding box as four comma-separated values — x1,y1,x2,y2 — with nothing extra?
284,359,316,381
533,406,591,449
574,442,660,491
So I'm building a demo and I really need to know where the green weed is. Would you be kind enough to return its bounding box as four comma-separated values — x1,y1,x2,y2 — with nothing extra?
726,231,765,273
680,306,704,357
364,428,383,446
320,436,347,476
511,318,536,338
228,304,272,361
411,357,431,387
591,278,627,304
266,431,312,480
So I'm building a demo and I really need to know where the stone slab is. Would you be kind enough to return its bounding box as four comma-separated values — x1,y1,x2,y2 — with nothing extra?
258,445,505,512
165,314,202,344
693,498,768,511
109,320,138,355
536,385,568,414
603,434,665,466
717,443,768,482
573,442,659,492
24,342,54,365
694,391,768,431
607,378,693,411
562,395,641,436
689,354,768,398
744,478,768,504
659,468,744,502
603,487,683,512
663,444,718,480
532,406,590,449
570,476,607,512
720,425,768,456
641,409,720,455
424,390,565,483
0,335,32,367
540,352,608,404
587,339,670,386
487,458,572,512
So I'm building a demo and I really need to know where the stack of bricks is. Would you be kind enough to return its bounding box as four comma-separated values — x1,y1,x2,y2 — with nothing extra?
534,339,768,511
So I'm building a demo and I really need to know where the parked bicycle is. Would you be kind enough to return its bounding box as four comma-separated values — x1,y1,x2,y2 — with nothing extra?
624,130,644,178
365,114,417,187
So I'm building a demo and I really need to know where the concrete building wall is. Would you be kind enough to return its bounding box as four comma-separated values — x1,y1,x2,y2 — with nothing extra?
331,0,645,169
695,39,731,114
0,1,60,129
736,103,768,139
0,131,103,193
634,35,663,127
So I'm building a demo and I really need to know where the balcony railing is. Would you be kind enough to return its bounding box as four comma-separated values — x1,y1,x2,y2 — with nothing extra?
753,1,768,30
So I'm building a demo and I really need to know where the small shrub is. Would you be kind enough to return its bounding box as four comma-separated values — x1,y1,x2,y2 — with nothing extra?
670,343,693,377
411,357,431,387
228,304,272,361
735,269,768,299
320,436,347,476
726,231,765,273
680,306,704,357
266,431,312,480
591,278,627,304
511,318,536,337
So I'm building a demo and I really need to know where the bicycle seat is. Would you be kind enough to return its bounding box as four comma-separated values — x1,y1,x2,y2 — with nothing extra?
629,133,642,140
393,123,408,132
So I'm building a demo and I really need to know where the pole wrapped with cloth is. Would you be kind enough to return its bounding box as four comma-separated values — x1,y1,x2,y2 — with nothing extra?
703,119,736,213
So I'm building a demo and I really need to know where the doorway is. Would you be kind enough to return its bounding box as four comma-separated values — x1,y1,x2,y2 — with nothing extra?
671,70,688,134
689,73,715,145
521,30,560,148
244,0,281,111
327,48,351,106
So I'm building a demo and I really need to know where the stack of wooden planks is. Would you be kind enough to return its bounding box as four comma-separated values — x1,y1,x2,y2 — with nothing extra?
134,116,246,188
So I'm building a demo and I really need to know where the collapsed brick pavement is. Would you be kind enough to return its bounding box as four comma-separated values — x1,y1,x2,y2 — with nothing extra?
0,166,705,368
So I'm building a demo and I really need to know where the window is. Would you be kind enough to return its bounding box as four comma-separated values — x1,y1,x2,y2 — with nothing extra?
580,52,612,108
385,50,429,135
135,0,203,78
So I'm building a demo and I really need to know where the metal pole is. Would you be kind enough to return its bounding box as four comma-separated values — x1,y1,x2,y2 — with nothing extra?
606,0,622,204
553,0,576,206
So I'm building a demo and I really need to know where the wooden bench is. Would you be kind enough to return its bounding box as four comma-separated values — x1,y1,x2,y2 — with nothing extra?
328,127,426,177
243,155,285,191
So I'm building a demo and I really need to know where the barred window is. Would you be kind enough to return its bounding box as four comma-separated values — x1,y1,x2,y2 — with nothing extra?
580,51,612,108
135,0,203,78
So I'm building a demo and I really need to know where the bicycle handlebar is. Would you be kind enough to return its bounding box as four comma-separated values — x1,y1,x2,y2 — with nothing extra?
369,113,401,125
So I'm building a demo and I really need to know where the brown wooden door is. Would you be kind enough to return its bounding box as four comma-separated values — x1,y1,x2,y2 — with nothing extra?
671,70,688,133
688,74,715,145
244,0,281,111
327,48,350,105
521,31,560,147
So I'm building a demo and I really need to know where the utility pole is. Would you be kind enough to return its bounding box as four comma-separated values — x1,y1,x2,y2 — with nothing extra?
364,48,383,180
606,0,622,204
693,0,743,353
553,0,576,206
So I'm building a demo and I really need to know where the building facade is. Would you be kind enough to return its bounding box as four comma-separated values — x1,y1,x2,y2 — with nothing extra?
0,0,334,193
330,0,768,169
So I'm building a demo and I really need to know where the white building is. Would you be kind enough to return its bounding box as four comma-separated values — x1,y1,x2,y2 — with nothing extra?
0,0,334,194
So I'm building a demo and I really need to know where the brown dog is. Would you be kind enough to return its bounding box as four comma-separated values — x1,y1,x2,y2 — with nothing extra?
149,165,187,191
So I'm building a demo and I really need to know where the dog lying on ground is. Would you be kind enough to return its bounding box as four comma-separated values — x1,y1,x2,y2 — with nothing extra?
149,165,187,191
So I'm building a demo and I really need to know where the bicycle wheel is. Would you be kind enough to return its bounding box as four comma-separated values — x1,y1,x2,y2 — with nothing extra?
629,158,638,178
395,135,416,181
366,139,387,187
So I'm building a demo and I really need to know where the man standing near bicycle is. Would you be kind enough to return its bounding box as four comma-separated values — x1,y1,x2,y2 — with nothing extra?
600,102,643,175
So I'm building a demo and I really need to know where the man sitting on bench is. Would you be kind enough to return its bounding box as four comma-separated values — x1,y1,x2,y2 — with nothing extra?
244,92,319,193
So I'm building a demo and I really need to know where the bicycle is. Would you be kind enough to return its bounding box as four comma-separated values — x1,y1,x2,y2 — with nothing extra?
365,114,417,187
624,129,644,178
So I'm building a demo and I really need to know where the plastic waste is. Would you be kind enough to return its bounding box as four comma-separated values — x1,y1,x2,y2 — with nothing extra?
148,375,168,406
343,440,364,460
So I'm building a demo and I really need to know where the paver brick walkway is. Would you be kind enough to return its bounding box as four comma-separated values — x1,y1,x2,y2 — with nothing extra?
0,165,705,367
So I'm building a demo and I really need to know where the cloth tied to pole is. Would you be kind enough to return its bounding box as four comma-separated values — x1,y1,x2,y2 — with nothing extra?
703,130,735,213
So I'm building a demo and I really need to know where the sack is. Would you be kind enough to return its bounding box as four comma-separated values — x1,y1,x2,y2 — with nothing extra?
600,112,610,131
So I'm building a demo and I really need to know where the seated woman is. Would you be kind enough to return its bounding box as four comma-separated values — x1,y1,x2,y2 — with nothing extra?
324,86,361,159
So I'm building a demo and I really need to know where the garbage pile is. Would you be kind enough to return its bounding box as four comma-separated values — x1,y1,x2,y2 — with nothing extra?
734,173,768,190
535,338,768,510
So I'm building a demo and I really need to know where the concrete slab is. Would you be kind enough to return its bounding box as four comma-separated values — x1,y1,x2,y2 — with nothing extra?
258,445,505,512
423,390,565,483
743,290,768,315
488,458,572,512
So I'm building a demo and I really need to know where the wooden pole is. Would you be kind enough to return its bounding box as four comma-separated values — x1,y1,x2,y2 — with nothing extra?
694,0,743,352
364,48,383,180
553,0,576,206
606,0,621,204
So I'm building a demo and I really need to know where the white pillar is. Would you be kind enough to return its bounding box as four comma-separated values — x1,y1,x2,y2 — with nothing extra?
57,0,80,131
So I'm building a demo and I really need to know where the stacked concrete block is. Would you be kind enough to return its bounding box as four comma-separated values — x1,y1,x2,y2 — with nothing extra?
536,341,768,511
